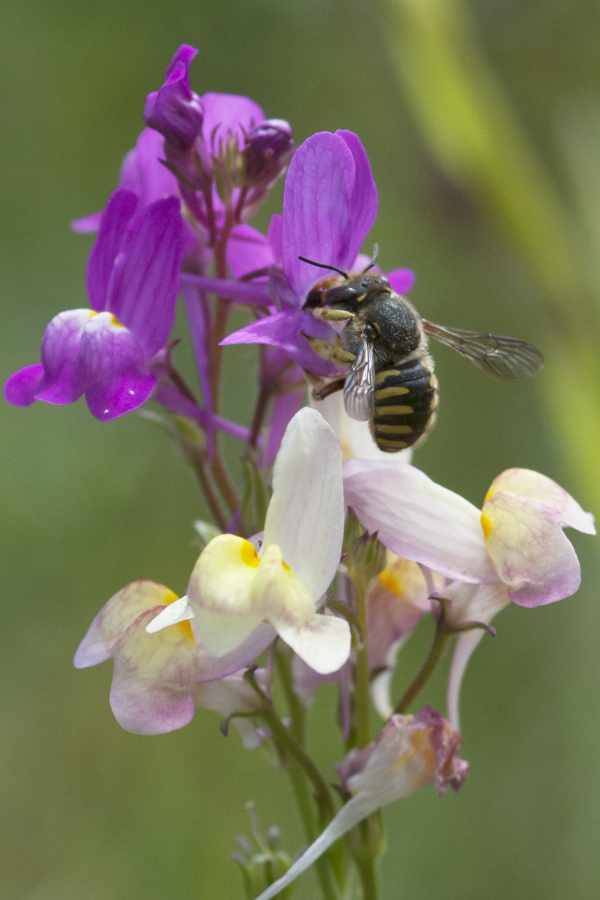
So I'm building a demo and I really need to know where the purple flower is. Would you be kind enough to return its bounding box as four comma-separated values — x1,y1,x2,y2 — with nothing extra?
242,118,294,189
5,189,184,421
220,130,415,373
144,44,203,150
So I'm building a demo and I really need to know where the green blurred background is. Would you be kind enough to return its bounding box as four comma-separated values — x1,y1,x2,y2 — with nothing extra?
2,1,599,898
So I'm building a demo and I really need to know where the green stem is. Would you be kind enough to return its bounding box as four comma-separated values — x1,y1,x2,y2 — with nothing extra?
353,574,372,749
394,605,451,714
274,647,306,745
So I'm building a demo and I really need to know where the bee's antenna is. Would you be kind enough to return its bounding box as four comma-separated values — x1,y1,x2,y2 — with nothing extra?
362,243,380,274
298,255,348,279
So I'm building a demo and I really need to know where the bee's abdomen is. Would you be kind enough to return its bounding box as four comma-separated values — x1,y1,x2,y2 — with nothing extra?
372,357,438,452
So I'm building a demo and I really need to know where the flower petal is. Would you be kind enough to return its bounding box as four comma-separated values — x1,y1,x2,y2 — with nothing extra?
227,224,275,279
193,607,264,656
337,130,378,266
79,313,156,420
282,131,356,297
144,44,203,149
106,197,184,356
445,582,509,729
200,92,264,157
145,596,193,634
119,128,179,207
87,189,139,311
4,363,44,407
386,268,416,295
109,608,197,734
264,408,345,601
275,613,351,674
195,671,266,748
482,491,584,607
485,468,595,535
345,461,495,583
25,309,92,405
74,581,177,669
314,392,413,463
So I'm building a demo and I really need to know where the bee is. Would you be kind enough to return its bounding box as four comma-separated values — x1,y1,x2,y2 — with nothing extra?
301,255,544,453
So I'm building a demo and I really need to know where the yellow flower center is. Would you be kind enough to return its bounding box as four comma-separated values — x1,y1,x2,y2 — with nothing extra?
240,540,260,568
377,567,405,597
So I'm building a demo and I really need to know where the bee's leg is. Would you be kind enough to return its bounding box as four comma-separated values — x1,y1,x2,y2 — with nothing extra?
312,307,355,323
311,376,346,402
302,332,356,365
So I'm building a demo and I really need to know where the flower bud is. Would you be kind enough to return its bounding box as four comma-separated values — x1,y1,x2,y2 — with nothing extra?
144,44,204,150
242,119,293,188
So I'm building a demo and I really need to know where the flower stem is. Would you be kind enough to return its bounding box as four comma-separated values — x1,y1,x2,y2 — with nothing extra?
394,601,451,714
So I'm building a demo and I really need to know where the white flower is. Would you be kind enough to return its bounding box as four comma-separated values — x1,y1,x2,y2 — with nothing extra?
147,408,351,674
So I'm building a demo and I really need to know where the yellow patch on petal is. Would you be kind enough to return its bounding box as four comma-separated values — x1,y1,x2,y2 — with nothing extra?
378,567,404,597
162,590,194,642
240,540,260,568
480,511,494,540
110,313,125,328
484,485,496,504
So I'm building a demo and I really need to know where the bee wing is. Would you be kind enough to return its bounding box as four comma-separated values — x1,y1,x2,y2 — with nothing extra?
422,320,544,380
343,339,375,421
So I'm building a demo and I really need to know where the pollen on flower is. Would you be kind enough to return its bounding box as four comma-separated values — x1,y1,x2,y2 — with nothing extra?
240,539,260,568
480,511,493,540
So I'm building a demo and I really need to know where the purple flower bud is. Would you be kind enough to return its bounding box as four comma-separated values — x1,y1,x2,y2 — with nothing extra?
145,44,204,150
242,119,293,188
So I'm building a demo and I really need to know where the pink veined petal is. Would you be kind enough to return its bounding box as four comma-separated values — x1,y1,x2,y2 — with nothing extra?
4,363,44,407
344,460,495,583
275,614,351,675
227,224,275,279
386,268,416,295
106,197,184,356
87,190,139,311
282,132,356,298
483,491,584,607
337,130,378,266
79,313,155,421
264,408,345,601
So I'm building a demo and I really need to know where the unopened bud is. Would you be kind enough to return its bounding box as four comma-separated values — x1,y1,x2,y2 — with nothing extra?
242,119,293,188
145,45,204,150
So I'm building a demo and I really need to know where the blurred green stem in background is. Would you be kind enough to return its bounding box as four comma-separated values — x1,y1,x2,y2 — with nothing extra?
379,0,600,509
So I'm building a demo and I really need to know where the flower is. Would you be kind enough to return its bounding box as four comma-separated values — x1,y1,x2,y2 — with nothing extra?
254,707,468,900
214,130,414,373
344,462,595,725
74,580,272,737
144,44,204,150
147,407,351,674
6,189,184,420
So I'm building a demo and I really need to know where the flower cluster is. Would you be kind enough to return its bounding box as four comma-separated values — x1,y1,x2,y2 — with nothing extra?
6,42,594,900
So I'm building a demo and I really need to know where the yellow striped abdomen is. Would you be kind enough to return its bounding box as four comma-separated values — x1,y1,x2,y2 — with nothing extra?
372,356,438,451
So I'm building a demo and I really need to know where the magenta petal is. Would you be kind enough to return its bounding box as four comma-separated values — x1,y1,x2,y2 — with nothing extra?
34,309,91,404
144,45,203,149
227,224,275,279
79,314,155,420
106,197,184,356
386,268,416,295
4,364,44,407
267,214,283,263
282,132,355,297
337,130,378,265
71,211,102,234
87,190,139,311
200,92,265,156
119,128,179,207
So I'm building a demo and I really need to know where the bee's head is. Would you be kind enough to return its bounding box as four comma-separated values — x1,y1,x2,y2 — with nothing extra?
322,273,390,310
